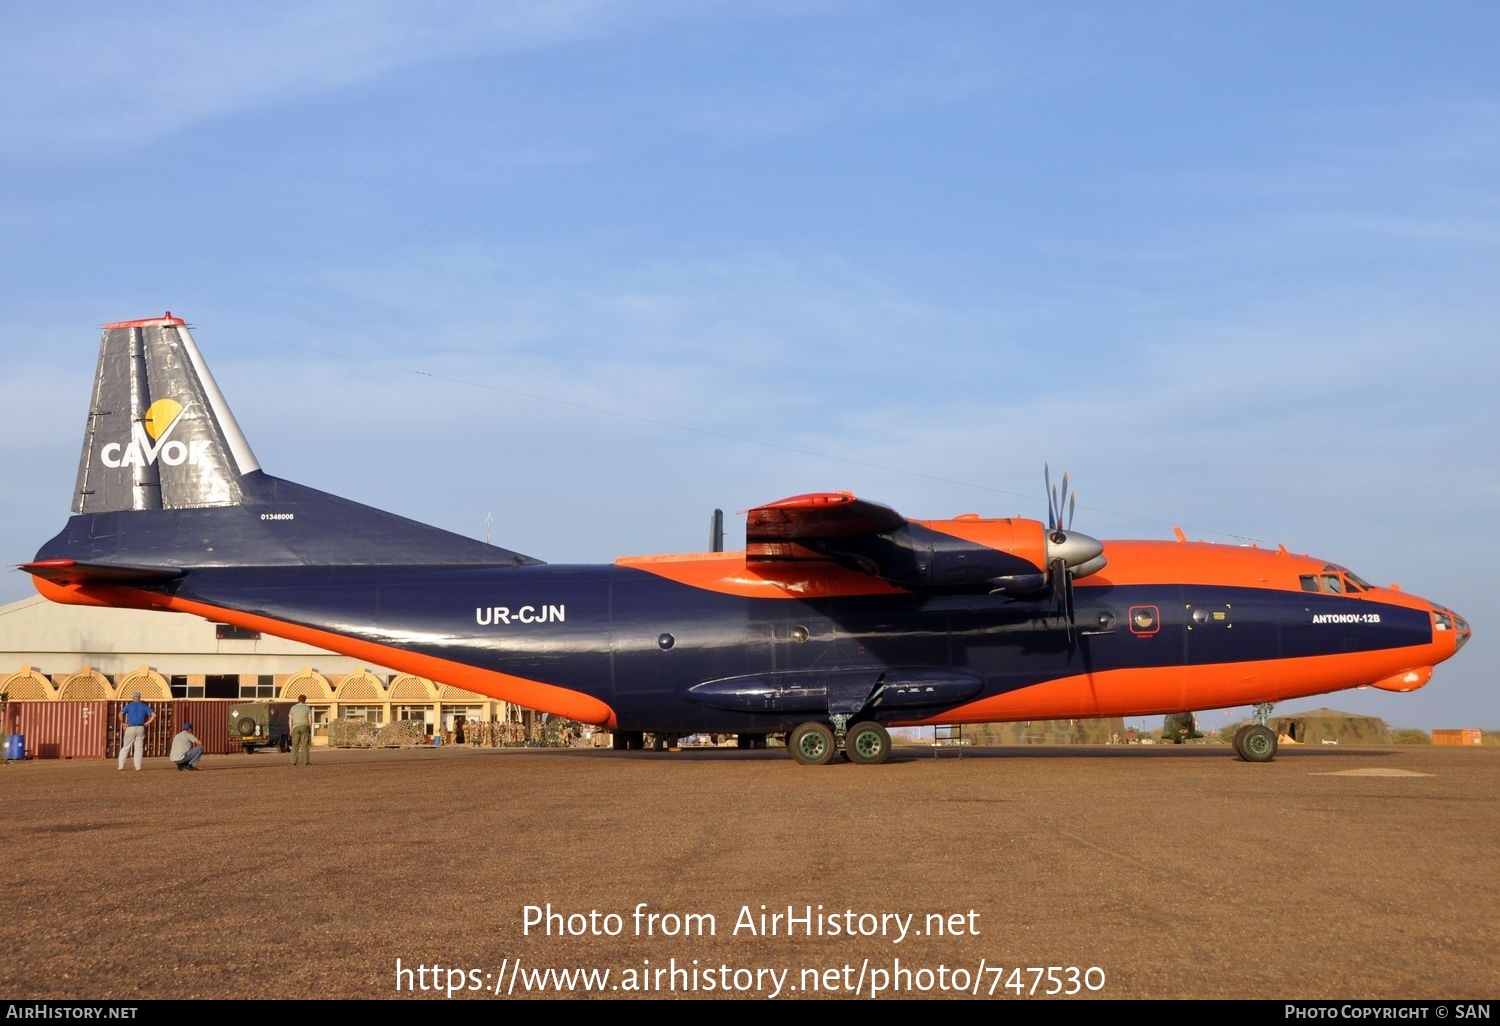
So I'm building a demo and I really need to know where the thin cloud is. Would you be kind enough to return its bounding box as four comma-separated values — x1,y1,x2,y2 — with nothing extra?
0,1,622,151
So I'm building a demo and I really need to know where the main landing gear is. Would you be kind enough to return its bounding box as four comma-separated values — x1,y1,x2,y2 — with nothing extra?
787,719,892,766
1231,703,1279,763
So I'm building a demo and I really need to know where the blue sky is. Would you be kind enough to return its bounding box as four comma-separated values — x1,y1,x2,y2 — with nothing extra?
2,1,1494,731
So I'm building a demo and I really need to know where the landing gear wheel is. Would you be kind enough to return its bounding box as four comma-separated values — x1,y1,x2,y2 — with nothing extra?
788,722,835,766
1234,724,1278,763
844,721,891,765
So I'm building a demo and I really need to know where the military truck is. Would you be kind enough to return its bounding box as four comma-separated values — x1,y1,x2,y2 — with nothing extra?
229,701,295,753
1162,711,1204,744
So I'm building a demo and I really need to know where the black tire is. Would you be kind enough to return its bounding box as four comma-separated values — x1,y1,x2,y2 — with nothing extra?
845,721,892,765
279,736,291,754
1236,724,1277,763
788,722,835,766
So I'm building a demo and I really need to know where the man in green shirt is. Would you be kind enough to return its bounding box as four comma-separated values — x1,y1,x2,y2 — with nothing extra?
289,695,313,766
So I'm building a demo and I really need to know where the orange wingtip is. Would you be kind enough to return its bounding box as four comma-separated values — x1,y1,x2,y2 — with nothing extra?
743,491,857,513
103,312,186,328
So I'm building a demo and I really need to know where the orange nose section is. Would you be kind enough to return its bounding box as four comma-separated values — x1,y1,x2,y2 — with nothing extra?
1370,666,1433,693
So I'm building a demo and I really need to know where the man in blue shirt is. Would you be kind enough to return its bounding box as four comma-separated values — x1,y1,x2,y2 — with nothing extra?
118,692,156,771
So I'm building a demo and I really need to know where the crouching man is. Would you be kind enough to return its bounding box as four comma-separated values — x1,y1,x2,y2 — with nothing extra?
171,722,205,771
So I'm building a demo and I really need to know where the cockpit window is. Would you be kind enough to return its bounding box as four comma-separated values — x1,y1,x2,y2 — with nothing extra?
1303,569,1370,594
1319,563,1371,592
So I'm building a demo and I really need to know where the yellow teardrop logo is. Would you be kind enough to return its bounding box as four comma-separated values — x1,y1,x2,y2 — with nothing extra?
142,399,184,441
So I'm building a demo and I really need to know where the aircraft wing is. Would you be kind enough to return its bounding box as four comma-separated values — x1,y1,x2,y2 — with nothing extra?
743,491,978,588
743,490,1099,595
745,492,904,548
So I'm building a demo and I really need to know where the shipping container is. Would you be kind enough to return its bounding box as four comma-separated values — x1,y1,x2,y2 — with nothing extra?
1,700,269,760
6,701,110,759
106,700,175,760
170,700,241,756
1432,729,1483,746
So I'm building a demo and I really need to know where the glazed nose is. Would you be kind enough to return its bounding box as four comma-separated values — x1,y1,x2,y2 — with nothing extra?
1437,605,1471,652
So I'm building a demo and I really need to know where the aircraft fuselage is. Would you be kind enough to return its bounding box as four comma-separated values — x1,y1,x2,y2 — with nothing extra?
33,542,1459,736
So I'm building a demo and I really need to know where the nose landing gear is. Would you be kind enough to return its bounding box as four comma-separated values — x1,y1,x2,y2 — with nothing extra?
1232,703,1279,763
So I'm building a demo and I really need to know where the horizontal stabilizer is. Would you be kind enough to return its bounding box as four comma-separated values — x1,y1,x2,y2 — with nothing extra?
21,558,185,585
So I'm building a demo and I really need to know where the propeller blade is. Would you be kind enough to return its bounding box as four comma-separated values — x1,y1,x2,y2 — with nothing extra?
1049,556,1076,642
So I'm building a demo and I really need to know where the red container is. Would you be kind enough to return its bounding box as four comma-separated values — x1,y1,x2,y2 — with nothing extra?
8,701,110,760
2,700,257,760
106,700,175,759
171,700,241,756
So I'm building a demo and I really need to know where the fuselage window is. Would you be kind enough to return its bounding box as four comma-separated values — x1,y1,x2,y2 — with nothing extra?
1129,605,1160,636
1321,574,1344,594
1300,575,1320,592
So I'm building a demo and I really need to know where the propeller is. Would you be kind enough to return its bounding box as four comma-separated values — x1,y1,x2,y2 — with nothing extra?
1040,464,1107,638
1041,464,1105,575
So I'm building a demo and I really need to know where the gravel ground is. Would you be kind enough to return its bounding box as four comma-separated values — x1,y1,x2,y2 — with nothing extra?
2,741,1495,1001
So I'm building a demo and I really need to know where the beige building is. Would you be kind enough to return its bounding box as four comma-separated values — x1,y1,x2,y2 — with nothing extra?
0,594,528,743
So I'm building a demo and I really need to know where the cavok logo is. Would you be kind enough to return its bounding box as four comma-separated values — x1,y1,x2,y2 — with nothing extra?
99,398,211,469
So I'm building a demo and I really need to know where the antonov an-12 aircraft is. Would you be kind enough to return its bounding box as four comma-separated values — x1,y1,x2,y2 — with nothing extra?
23,314,1471,765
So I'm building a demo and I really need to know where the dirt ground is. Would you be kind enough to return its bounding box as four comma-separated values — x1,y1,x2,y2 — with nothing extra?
2,741,1495,1002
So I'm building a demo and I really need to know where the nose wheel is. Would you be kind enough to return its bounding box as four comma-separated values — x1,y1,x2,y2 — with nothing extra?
1233,723,1278,763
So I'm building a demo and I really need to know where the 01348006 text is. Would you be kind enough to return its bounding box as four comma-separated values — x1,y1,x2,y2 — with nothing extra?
394,957,1107,998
